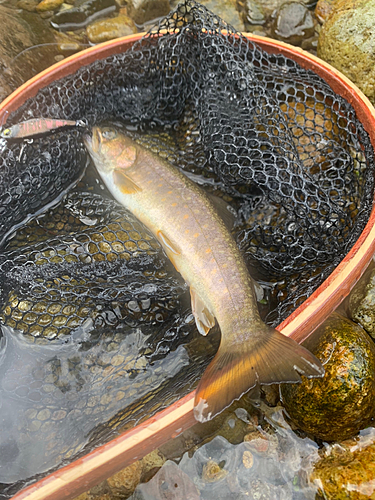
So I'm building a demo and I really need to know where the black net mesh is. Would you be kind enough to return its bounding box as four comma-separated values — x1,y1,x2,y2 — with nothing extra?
0,0,374,494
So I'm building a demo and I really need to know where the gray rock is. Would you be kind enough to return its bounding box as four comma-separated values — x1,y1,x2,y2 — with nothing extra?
271,1,315,45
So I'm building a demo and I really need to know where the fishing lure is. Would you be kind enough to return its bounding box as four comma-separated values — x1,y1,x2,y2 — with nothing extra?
0,117,86,139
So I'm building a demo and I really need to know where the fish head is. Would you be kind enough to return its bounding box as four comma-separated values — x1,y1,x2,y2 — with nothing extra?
84,126,137,174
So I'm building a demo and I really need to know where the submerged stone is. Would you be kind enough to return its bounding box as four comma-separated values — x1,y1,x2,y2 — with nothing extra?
86,14,137,43
194,0,245,32
127,0,170,26
51,0,117,30
133,460,200,500
271,1,315,45
281,313,375,442
317,0,375,105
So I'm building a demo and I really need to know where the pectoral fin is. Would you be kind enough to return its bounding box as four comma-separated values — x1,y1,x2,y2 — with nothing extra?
157,230,181,255
113,169,142,194
190,287,215,336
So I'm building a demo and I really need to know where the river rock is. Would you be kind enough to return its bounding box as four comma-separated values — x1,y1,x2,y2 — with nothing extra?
349,267,375,338
317,0,375,105
0,6,59,100
271,1,315,46
51,0,117,30
86,14,137,43
36,0,64,12
17,0,39,12
196,0,245,32
315,0,338,23
127,0,170,26
281,313,375,442
311,430,375,499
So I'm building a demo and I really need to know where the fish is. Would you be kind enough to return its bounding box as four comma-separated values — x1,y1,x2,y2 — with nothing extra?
84,126,325,423
0,117,85,139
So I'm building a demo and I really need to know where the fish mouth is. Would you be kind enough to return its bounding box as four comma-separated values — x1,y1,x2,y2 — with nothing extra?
83,127,101,155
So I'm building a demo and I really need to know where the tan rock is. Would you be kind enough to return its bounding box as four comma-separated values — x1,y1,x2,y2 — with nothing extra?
36,0,64,12
86,15,137,43
127,0,170,26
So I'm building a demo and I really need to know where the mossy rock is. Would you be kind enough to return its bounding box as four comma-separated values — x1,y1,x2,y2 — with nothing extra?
281,313,375,442
311,438,375,499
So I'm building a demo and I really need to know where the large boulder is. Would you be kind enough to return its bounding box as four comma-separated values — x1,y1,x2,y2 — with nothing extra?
317,0,375,105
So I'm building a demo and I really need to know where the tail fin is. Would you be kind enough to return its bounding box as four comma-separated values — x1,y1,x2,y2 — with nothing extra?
194,326,324,422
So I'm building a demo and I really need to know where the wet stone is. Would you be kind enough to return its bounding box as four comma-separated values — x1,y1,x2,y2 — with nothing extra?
36,0,64,12
132,460,200,500
271,1,315,46
349,267,375,338
315,0,338,23
127,0,170,26
311,429,375,499
197,0,245,32
86,15,137,43
106,460,143,497
281,313,375,442
51,0,118,30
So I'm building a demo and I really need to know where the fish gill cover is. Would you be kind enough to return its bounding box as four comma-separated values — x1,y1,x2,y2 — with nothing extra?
0,0,373,494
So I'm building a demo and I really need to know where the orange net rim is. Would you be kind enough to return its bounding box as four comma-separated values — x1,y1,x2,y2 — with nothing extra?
1,32,374,500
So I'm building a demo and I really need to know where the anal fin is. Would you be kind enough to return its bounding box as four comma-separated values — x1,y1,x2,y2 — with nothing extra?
190,287,215,336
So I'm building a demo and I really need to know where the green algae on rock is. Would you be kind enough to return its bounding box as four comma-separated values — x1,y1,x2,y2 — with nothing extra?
281,313,375,442
317,0,375,105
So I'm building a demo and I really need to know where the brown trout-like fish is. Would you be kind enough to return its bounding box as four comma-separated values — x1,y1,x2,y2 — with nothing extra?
84,126,324,422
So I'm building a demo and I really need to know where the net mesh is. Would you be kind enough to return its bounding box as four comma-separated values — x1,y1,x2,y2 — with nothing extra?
0,0,374,494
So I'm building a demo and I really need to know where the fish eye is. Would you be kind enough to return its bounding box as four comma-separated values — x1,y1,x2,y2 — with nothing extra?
1,128,11,137
101,128,117,140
